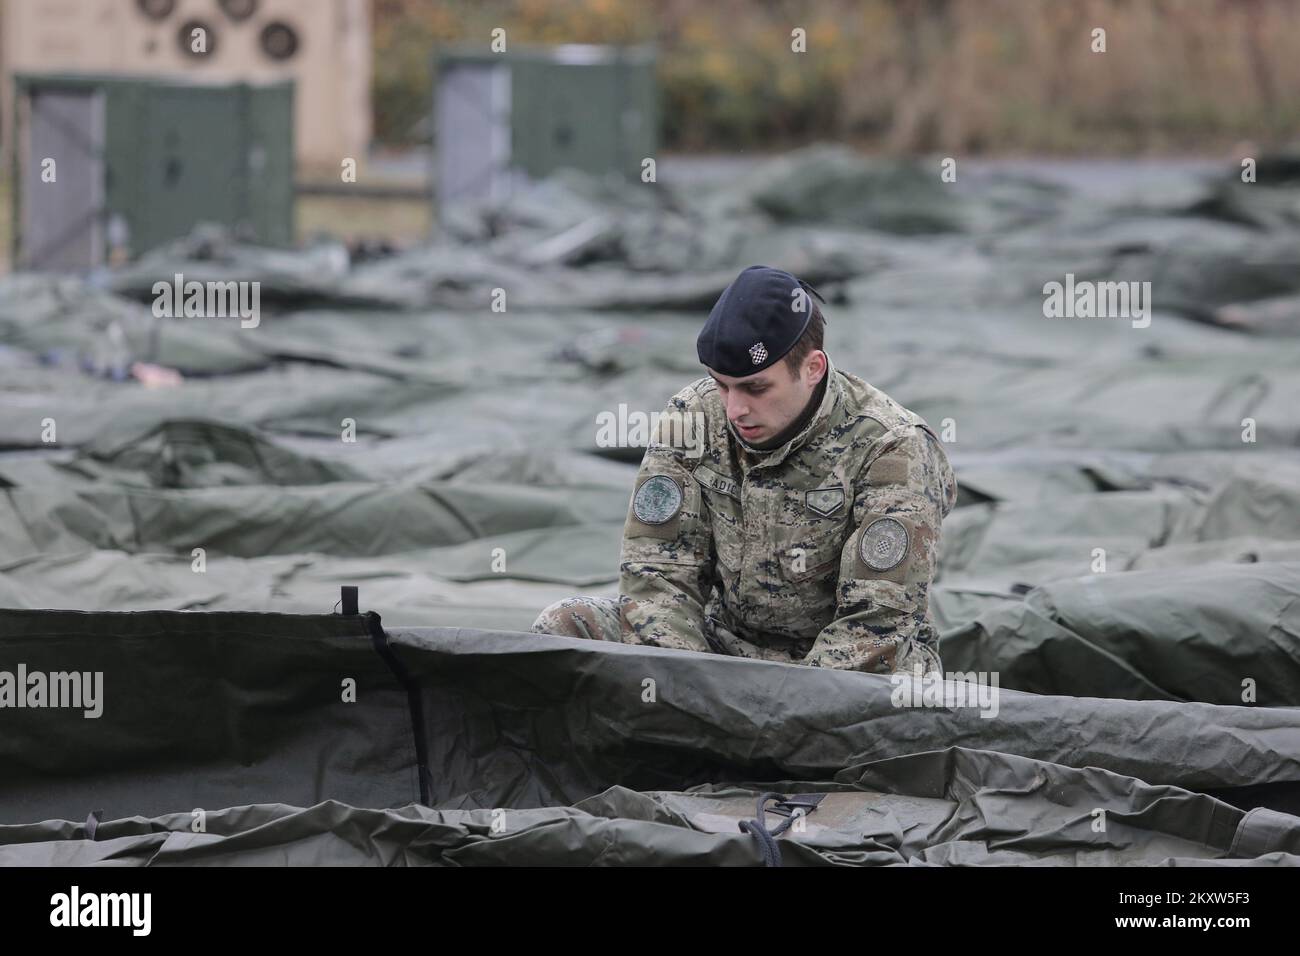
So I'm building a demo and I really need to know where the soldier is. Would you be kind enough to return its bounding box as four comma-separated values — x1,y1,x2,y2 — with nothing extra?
533,264,957,675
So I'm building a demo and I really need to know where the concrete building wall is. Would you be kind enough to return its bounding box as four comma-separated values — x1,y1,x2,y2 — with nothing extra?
1,0,371,175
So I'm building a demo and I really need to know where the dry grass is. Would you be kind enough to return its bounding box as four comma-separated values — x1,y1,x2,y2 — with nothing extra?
377,0,1300,155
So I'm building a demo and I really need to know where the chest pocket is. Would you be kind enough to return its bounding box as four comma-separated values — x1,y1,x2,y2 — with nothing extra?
763,514,845,637
778,480,850,578
693,466,744,571
775,521,846,583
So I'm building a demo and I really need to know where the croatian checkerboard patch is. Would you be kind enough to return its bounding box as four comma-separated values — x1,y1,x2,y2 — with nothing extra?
859,516,909,571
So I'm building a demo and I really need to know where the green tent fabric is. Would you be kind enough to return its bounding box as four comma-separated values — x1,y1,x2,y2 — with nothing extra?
65,419,368,487
0,273,270,377
5,152,1300,863
1190,150,1300,231
941,562,1300,706
733,145,1069,235
0,609,419,825
0,480,628,558
2,607,1299,865
390,626,1300,810
4,770,1296,866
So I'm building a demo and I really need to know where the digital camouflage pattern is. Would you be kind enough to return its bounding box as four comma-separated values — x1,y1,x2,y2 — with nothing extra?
532,594,627,643
534,356,957,674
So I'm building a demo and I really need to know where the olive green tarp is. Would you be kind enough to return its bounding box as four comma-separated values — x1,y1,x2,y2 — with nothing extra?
4,149,1300,861
943,562,1300,706
1,608,1298,865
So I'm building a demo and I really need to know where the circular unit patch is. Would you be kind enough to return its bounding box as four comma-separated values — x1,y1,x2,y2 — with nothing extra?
633,475,683,525
860,517,909,571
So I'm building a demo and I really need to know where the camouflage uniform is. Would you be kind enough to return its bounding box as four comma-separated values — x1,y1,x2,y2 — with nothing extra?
533,356,957,675
533,594,630,644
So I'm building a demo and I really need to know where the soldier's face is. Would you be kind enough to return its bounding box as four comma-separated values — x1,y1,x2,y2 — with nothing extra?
708,351,827,444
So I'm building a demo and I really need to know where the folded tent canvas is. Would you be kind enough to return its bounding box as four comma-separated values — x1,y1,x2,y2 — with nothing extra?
2,147,1300,863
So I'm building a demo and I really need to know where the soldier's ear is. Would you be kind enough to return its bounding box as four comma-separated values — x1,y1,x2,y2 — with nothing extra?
806,349,827,385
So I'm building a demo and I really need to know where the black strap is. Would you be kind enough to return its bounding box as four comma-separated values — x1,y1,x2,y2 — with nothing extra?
738,793,796,867
336,591,432,806
364,611,433,805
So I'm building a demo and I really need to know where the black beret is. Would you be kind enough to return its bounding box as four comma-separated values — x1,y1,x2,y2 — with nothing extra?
697,265,826,376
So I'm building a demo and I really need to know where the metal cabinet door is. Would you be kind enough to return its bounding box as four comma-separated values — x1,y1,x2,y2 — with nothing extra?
19,88,106,271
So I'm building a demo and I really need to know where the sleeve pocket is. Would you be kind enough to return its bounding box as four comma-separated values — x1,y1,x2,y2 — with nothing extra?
846,578,915,614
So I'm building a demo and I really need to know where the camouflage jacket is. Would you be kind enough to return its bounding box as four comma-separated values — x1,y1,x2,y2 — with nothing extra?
618,356,957,673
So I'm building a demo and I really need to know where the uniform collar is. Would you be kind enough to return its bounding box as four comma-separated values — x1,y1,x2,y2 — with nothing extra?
727,355,842,469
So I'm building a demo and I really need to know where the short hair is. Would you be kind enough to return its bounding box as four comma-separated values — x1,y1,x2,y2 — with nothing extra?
782,301,825,378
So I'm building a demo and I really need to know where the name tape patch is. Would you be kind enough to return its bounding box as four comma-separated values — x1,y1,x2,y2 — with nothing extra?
693,466,739,501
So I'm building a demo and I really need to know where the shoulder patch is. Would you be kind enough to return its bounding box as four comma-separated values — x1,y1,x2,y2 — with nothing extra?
859,516,909,571
633,475,684,525
867,454,910,486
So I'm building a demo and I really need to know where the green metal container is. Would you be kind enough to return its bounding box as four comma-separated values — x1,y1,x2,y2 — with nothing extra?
433,44,657,211
11,73,294,271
